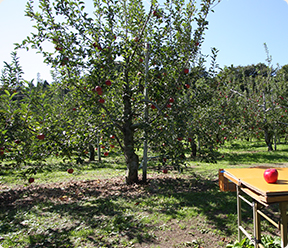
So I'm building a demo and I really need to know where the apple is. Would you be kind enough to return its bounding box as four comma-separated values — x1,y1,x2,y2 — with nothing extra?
110,135,115,139
28,177,35,183
14,139,21,144
188,137,192,142
163,158,167,162
264,168,278,183
151,104,156,109
67,168,74,174
183,68,189,74
37,134,45,140
139,58,143,63
110,144,115,148
72,108,77,111
166,104,171,108
99,98,105,104
177,137,183,141
104,151,109,156
134,37,139,42
95,86,102,92
185,84,190,89
105,80,112,86
55,46,63,51
169,97,174,103
97,90,103,95
163,169,168,174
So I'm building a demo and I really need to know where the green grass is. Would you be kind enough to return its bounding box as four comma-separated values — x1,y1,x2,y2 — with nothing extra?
0,139,287,247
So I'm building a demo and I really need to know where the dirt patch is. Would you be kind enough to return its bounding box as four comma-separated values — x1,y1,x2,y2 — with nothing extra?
0,174,234,247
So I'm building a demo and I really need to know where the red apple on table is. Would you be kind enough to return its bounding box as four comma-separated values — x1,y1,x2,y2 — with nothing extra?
67,168,74,174
264,168,278,183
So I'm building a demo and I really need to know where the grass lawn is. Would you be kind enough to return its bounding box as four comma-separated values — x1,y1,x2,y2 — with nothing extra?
0,140,287,247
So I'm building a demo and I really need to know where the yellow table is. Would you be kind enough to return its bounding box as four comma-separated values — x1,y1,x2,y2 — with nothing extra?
222,167,288,248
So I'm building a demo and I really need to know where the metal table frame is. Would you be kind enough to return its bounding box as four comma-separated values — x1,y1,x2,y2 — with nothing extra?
222,168,288,248
236,185,288,248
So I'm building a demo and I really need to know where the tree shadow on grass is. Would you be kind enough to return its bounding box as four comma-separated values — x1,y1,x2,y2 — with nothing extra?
0,173,258,247
0,177,157,247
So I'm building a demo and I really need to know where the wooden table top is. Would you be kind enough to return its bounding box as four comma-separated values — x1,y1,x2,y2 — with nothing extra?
224,167,288,203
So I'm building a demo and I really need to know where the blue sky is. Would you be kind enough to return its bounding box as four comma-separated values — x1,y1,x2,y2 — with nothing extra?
1,0,288,83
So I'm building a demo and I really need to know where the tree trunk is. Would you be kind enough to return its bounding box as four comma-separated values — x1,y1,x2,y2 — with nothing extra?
89,144,95,161
123,68,139,185
264,126,273,151
190,138,197,157
123,122,139,184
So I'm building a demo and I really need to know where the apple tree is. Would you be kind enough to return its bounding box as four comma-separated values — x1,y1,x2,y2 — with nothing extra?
16,0,221,184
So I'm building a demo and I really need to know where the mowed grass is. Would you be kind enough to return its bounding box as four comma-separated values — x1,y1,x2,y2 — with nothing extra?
0,140,287,248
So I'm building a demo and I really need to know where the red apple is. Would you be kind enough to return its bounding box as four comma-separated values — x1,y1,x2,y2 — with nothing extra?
188,137,192,142
183,68,189,74
37,134,45,140
99,98,105,104
151,104,156,109
166,103,171,108
185,84,190,89
110,135,115,139
72,108,77,111
264,168,278,183
110,144,115,148
105,80,112,86
67,168,74,174
163,169,168,174
177,137,183,141
55,46,63,51
95,86,102,92
169,97,174,103
139,58,144,63
104,151,109,156
14,139,21,144
28,177,35,183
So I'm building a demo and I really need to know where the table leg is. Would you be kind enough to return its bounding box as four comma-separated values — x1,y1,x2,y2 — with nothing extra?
253,201,261,248
279,202,288,248
237,185,242,242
